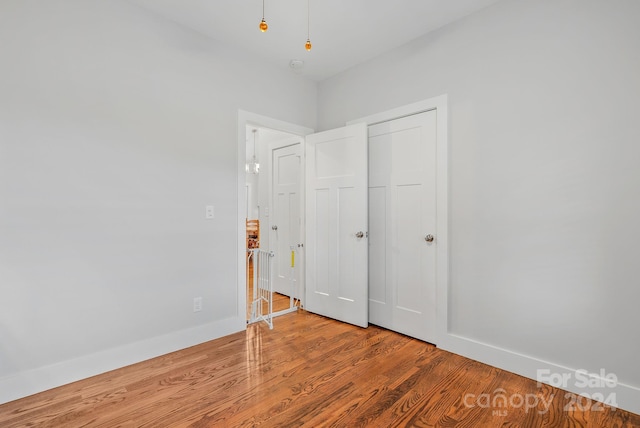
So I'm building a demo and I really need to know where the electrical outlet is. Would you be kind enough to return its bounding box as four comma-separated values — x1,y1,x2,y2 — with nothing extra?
193,297,202,312
205,205,215,219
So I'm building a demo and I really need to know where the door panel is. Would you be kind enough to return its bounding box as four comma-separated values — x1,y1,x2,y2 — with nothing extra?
396,184,423,312
313,189,330,296
337,186,358,301
368,186,386,304
368,111,437,343
305,123,368,327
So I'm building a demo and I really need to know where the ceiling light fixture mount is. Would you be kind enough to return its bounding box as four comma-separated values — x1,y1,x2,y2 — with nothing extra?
289,59,304,71
259,0,268,32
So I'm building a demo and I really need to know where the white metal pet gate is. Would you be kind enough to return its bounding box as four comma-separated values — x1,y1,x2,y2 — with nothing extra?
248,249,274,329
247,248,300,329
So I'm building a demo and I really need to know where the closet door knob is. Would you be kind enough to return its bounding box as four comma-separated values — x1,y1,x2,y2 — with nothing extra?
425,234,434,243
355,231,364,239
272,225,278,231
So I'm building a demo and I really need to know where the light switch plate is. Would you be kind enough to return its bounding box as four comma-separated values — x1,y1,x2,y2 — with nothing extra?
205,205,215,219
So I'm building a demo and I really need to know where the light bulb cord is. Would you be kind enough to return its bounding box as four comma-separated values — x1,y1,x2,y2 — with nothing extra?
307,0,310,39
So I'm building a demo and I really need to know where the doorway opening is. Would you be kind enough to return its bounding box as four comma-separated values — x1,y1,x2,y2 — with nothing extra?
242,122,307,326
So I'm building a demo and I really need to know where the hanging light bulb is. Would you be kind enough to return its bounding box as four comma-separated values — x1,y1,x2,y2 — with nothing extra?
246,129,260,174
259,0,268,32
305,0,312,50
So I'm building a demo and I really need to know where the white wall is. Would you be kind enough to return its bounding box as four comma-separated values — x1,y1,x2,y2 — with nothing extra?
319,0,640,413
0,0,316,403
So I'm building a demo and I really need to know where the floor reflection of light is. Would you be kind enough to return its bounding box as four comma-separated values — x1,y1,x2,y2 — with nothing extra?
245,324,263,388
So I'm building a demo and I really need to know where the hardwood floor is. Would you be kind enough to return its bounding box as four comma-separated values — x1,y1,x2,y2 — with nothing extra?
1,311,638,427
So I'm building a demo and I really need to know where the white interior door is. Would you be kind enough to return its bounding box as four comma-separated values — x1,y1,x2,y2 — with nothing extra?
368,111,437,343
305,123,368,327
271,143,302,297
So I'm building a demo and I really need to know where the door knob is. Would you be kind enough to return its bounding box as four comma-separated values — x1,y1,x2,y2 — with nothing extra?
272,225,278,231
355,231,364,239
425,234,434,243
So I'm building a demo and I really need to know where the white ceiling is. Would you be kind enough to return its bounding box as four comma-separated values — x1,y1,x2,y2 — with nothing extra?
128,0,502,81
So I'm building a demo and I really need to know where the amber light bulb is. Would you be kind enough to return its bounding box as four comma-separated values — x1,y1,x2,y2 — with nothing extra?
259,19,268,32
305,39,312,51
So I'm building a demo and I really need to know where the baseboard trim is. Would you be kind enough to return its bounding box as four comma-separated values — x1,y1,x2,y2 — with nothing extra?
0,316,245,405
439,332,640,416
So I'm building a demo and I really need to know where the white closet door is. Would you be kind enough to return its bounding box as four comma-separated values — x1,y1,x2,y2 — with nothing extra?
305,123,368,328
368,111,437,343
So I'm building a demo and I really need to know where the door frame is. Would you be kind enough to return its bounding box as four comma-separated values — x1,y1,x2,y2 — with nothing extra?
347,94,449,344
236,110,313,324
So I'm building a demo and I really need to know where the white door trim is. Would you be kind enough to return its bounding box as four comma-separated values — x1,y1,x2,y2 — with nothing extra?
237,110,313,325
347,94,449,345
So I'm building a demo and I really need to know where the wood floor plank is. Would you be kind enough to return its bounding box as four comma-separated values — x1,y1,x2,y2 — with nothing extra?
1,310,639,427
